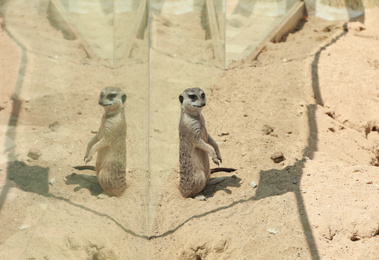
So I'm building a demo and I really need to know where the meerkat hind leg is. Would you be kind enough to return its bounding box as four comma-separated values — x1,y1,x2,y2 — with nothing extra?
192,178,225,201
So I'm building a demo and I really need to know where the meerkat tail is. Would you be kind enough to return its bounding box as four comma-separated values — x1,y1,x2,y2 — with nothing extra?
73,165,96,171
210,168,237,174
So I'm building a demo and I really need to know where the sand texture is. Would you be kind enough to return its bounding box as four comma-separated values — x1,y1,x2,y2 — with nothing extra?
0,1,378,260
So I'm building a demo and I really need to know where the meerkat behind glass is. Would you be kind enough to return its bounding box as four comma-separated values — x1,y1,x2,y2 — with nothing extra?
178,88,222,198
84,86,127,196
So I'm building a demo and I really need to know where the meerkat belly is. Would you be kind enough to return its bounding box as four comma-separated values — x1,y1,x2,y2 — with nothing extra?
199,129,210,177
194,148,209,174
96,147,109,171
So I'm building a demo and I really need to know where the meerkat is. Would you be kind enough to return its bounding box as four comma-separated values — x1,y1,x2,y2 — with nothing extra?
77,86,127,197
178,88,235,198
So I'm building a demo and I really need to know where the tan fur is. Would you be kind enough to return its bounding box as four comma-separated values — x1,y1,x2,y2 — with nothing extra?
178,88,222,198
84,86,127,196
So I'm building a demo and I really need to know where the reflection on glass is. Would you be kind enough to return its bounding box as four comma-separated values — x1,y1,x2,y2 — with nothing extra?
0,0,149,258
0,0,307,257
226,0,298,64
315,0,364,20
148,0,226,228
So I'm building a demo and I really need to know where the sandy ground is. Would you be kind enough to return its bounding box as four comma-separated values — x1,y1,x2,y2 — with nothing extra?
0,1,378,260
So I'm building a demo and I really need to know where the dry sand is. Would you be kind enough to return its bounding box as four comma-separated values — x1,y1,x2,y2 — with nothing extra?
0,1,378,260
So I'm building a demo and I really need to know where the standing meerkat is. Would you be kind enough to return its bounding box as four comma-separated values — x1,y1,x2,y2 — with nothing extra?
81,86,127,196
178,88,234,198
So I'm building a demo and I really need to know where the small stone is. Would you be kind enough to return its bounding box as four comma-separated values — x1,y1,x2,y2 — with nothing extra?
48,121,60,132
49,178,56,185
231,175,237,179
18,224,30,230
267,228,279,234
366,181,372,184
271,152,285,163
250,181,258,188
27,148,42,160
353,167,364,173
262,125,274,135
292,180,298,184
348,22,366,32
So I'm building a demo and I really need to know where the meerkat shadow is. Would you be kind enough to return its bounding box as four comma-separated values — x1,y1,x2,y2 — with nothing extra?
201,175,242,198
65,172,103,196
6,161,49,195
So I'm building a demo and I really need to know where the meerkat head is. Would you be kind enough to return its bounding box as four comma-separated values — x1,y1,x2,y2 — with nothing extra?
179,88,206,115
99,86,126,114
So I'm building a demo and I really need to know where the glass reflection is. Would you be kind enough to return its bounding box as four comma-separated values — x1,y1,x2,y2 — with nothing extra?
148,0,226,227
0,0,149,258
226,0,298,64
0,0,307,257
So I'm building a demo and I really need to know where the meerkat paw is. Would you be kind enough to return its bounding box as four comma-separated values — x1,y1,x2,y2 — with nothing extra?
97,193,110,199
217,155,223,163
84,155,93,164
194,195,206,201
208,177,225,185
212,157,220,166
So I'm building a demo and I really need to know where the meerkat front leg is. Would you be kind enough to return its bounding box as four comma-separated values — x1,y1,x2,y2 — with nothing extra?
207,134,222,163
195,138,220,165
84,135,98,161
84,137,109,163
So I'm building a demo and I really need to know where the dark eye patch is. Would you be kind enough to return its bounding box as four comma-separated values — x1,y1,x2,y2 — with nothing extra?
201,93,205,98
107,93,117,99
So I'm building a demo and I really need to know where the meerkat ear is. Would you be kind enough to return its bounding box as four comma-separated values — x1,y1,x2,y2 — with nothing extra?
179,95,184,104
122,94,127,103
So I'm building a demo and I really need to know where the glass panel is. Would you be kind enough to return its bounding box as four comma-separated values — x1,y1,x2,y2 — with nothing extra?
148,0,226,231
226,0,299,64
0,0,149,259
0,0,325,258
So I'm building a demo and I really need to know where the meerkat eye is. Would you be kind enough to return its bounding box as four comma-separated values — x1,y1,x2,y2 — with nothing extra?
107,93,117,99
188,94,197,100
201,93,205,98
